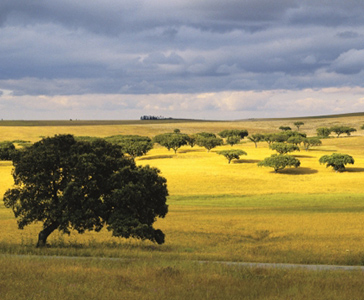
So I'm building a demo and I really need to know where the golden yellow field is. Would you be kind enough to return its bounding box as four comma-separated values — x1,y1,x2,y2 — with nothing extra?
1,116,364,299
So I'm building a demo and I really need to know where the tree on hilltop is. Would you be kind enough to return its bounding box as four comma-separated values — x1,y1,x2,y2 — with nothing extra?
3,135,168,247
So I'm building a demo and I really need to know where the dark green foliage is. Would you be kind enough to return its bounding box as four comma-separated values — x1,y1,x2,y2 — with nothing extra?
279,126,291,131
294,121,304,130
217,149,247,164
3,135,168,246
361,124,364,130
258,154,300,173
218,129,248,139
153,132,189,153
302,137,322,151
270,133,289,143
287,136,304,146
105,135,153,158
195,132,223,152
269,142,300,154
226,135,241,146
0,141,16,160
319,153,354,172
316,127,331,138
330,126,357,138
248,133,265,148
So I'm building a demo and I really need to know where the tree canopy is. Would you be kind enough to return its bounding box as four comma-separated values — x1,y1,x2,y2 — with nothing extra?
302,137,322,151
217,149,247,164
258,154,300,173
316,127,331,138
330,126,356,138
0,141,16,160
319,153,354,172
3,135,168,247
105,135,153,158
269,142,300,154
279,126,292,131
218,129,249,139
248,133,265,148
153,132,189,153
294,121,304,131
195,132,223,152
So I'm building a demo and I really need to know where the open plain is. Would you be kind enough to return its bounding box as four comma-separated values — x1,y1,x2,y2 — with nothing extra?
1,114,364,299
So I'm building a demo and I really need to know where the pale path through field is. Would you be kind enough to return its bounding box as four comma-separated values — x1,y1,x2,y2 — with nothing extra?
2,254,364,272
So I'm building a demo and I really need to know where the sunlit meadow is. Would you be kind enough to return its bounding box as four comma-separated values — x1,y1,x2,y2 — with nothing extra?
1,115,364,299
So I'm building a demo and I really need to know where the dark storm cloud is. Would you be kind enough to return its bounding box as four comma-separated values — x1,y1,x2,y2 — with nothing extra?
1,1,364,119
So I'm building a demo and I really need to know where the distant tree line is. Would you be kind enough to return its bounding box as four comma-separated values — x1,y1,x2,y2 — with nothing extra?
140,115,172,120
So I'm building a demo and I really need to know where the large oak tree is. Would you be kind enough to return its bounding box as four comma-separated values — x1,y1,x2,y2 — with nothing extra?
3,135,168,247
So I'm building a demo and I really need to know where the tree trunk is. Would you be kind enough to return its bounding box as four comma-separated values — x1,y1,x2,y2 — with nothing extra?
36,222,59,247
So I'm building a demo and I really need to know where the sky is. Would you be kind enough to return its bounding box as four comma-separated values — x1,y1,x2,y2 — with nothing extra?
1,1,364,120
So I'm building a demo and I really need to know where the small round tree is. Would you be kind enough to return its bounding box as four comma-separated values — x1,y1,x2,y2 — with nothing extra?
217,149,247,164
269,142,300,154
258,154,300,173
195,132,223,152
294,121,304,131
248,133,265,148
316,127,331,138
153,132,189,153
302,137,322,151
319,153,354,172
105,135,153,158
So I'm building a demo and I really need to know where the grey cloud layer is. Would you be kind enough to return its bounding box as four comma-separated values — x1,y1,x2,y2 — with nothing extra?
1,1,364,97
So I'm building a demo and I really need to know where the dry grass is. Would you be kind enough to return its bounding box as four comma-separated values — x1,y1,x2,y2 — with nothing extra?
1,255,364,300
1,116,364,299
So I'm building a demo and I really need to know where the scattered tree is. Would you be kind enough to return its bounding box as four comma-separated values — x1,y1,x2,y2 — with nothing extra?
226,135,241,146
316,127,331,138
330,126,356,138
248,133,265,148
3,135,168,247
258,154,300,173
294,121,304,131
287,136,304,146
302,137,322,151
0,141,16,160
361,124,364,130
269,142,300,154
195,132,223,152
319,153,354,172
279,126,292,131
153,132,189,153
218,129,249,139
105,135,153,158
217,149,247,164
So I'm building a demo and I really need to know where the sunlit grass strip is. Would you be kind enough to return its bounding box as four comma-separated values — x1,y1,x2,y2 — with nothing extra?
2,193,364,266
